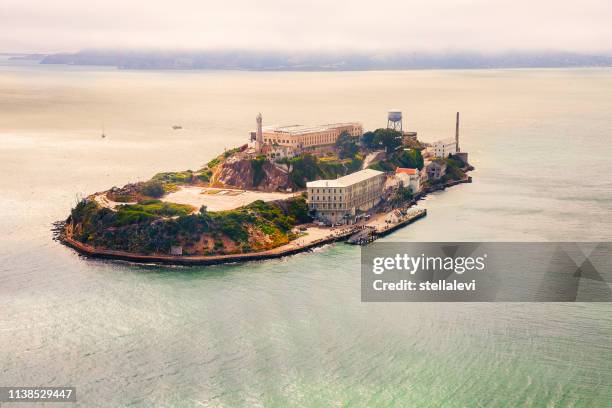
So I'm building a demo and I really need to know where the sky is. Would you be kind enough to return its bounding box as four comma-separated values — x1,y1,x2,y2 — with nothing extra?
2,0,612,54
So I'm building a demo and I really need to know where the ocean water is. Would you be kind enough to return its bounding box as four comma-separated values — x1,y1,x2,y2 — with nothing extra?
1,58,611,407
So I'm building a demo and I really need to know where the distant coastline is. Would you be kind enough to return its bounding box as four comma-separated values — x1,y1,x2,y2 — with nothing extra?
10,50,612,71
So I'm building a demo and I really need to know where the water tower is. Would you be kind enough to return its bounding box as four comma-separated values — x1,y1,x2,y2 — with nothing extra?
387,109,403,132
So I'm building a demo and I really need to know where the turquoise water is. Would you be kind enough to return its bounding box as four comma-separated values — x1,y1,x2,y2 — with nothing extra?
1,59,612,406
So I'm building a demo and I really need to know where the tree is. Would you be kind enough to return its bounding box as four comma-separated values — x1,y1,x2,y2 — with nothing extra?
335,131,358,159
361,131,376,149
139,180,165,198
373,128,402,153
401,149,424,170
289,154,319,188
393,185,413,205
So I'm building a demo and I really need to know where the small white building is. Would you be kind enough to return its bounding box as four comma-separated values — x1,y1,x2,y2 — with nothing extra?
426,161,447,180
395,168,421,194
260,143,295,160
170,245,183,256
430,138,457,158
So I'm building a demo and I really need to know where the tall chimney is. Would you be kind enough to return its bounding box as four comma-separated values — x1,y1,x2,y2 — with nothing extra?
455,112,460,153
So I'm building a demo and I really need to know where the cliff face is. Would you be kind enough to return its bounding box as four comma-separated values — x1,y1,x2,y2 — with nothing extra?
213,156,290,191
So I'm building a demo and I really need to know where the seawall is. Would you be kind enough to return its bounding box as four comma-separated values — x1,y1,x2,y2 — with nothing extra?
60,225,357,267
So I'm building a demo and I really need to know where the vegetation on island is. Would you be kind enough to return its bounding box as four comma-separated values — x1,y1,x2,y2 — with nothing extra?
277,153,363,188
250,155,267,186
432,154,467,185
362,128,401,152
69,195,310,255
336,131,359,159
368,148,424,172
391,185,413,206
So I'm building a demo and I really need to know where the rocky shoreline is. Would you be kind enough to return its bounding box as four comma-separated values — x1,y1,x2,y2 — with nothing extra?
58,173,472,266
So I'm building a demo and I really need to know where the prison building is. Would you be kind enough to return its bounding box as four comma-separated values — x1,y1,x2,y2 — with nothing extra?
260,122,362,149
306,169,385,224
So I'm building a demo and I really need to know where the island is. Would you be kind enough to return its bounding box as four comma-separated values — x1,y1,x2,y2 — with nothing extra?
59,111,473,265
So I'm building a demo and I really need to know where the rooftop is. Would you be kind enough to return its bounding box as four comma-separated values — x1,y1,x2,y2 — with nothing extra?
306,169,384,188
396,168,418,175
262,122,361,136
433,138,456,145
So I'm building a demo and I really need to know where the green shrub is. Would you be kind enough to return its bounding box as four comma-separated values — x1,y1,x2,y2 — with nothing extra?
139,180,165,198
286,196,311,224
119,201,193,217
251,156,266,186
152,171,193,184
207,156,222,169
197,169,212,182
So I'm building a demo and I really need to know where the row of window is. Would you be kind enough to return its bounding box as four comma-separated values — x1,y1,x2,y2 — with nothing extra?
312,188,343,194
264,138,293,144
311,196,346,201
310,191,378,205
309,184,381,197
311,203,345,209
263,128,362,146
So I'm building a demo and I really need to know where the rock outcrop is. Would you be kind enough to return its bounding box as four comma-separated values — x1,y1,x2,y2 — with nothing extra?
212,155,290,191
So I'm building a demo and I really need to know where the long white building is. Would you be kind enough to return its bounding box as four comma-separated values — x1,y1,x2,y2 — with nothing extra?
260,122,363,149
306,169,385,224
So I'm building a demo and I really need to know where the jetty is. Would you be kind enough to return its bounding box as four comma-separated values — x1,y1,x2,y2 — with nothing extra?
347,208,427,245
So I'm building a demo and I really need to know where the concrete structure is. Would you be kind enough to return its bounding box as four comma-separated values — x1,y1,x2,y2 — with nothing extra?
260,143,294,160
387,110,403,132
453,111,469,165
430,138,457,158
307,169,385,224
255,113,263,152
455,111,460,153
170,245,183,256
402,131,418,146
260,122,362,150
426,161,447,181
395,168,421,194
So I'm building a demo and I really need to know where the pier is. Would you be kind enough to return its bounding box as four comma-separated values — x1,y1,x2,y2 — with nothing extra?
347,208,427,245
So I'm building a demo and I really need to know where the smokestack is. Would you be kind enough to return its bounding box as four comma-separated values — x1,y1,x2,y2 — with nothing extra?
455,112,460,153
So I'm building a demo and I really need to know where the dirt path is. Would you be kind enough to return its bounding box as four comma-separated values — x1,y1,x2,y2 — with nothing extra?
362,150,385,169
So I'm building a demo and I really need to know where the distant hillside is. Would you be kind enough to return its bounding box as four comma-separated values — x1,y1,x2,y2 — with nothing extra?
38,49,612,71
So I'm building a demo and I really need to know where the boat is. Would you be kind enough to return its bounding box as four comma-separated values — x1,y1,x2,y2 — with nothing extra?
172,125,183,130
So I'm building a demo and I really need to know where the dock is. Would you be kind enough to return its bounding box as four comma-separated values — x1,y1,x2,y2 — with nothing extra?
347,226,377,245
347,208,427,245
